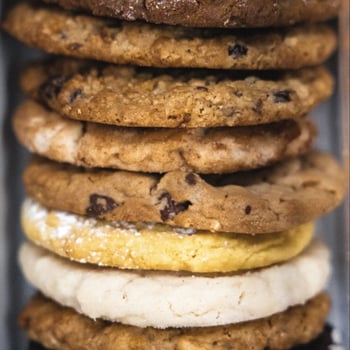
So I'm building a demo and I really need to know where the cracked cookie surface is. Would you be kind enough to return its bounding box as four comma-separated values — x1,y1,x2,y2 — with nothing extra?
37,0,340,28
19,240,330,328
2,3,337,69
21,292,330,350
23,152,346,234
14,100,316,173
19,58,333,128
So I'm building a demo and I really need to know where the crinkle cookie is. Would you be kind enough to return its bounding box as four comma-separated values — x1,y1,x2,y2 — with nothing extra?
19,292,330,349
19,58,333,128
23,152,346,234
13,100,316,173
2,3,337,69
21,198,315,272
19,240,330,328
39,0,340,28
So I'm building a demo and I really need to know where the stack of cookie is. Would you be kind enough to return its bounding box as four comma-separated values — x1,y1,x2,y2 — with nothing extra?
3,1,347,349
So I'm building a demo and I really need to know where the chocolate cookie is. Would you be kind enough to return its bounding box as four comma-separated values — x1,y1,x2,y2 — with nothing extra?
23,152,346,234
2,3,337,69
13,100,316,173
20,293,330,350
39,0,340,28
20,58,333,128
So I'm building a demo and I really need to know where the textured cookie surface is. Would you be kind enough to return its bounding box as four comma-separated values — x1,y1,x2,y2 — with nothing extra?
39,0,340,28
23,152,346,234
2,3,337,69
19,240,330,328
21,198,315,272
21,293,330,350
14,100,316,173
20,58,333,128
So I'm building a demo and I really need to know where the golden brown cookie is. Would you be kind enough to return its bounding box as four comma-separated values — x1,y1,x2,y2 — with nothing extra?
19,58,333,128
13,100,316,173
20,293,330,350
23,152,346,234
40,0,340,28
2,3,337,69
21,198,315,272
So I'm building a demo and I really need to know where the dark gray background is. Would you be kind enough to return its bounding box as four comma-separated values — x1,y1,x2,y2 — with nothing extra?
0,2,349,349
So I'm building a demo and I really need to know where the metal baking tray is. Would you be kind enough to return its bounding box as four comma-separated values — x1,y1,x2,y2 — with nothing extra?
0,1,348,348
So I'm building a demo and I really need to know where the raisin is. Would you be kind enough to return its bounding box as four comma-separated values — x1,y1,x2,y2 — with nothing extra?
86,194,118,218
228,44,248,58
159,193,192,221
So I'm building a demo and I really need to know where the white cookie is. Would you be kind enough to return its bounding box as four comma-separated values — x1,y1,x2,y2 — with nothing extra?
19,240,330,328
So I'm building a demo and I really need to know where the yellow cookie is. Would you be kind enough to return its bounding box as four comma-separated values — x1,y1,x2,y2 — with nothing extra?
22,198,314,273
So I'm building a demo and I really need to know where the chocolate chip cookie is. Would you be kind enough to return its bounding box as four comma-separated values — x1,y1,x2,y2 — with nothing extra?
20,58,333,128
2,3,337,69
23,152,346,234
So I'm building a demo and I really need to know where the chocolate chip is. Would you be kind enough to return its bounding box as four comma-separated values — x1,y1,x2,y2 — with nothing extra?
252,99,263,115
86,194,118,218
69,88,83,103
159,192,192,221
228,44,248,58
245,205,252,215
39,76,66,101
68,42,82,51
185,173,197,185
234,90,243,97
273,90,293,103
